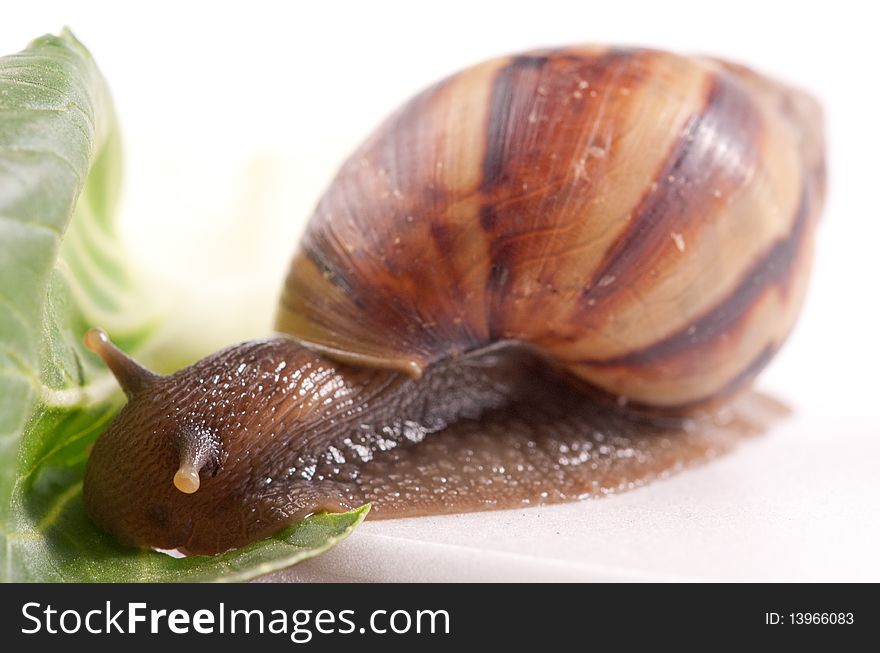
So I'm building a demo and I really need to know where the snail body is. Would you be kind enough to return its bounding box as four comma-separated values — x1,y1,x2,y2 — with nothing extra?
83,46,825,555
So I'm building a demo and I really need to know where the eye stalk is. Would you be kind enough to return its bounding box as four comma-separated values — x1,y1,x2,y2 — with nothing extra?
83,328,157,397
173,427,222,496
84,328,215,495
173,466,201,494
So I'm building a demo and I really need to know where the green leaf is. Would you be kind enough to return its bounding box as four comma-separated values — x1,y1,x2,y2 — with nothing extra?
0,30,366,581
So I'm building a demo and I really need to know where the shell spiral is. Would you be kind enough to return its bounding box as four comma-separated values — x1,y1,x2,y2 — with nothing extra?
278,46,825,410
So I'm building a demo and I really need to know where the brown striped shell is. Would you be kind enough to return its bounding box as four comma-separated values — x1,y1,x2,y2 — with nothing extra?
277,46,825,410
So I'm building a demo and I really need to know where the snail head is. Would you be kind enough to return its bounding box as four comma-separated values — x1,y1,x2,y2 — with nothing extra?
81,329,341,553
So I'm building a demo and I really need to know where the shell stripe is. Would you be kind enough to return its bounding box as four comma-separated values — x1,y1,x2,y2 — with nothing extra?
583,183,811,370
578,69,762,311
478,49,636,339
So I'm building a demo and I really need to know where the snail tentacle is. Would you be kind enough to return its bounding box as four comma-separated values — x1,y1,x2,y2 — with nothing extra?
83,328,157,397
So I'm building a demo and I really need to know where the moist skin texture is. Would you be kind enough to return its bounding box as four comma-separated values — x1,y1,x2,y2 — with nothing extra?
83,338,786,555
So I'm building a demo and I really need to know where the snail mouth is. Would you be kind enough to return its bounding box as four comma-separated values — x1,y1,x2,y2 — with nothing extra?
170,519,199,557
149,520,197,558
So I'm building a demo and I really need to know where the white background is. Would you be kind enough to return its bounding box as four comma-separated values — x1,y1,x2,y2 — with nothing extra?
3,0,878,580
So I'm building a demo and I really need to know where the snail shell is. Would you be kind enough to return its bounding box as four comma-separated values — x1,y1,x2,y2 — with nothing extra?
280,46,824,409
83,46,825,554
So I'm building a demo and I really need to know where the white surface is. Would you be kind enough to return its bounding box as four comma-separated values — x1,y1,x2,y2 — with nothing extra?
3,1,879,581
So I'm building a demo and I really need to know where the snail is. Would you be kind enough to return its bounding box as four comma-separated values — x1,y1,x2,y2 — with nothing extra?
82,45,825,555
